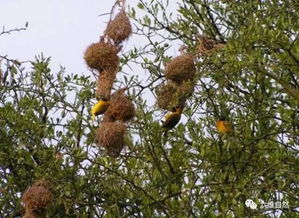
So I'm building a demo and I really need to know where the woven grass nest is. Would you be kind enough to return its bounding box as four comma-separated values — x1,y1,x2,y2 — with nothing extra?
96,70,117,100
165,54,196,83
156,80,195,110
197,36,225,56
96,121,127,157
105,10,132,44
84,42,119,71
105,88,135,122
22,179,52,217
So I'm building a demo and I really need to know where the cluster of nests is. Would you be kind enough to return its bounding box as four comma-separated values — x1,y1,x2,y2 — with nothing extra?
97,88,135,157
156,36,225,117
84,6,134,157
156,53,196,113
21,179,52,218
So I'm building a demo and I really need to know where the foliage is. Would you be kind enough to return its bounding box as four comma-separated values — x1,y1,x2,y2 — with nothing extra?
1,0,299,217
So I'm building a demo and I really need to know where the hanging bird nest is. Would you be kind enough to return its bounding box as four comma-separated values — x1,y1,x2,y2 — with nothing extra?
96,121,127,157
165,54,196,83
177,79,195,99
22,179,52,213
156,80,194,110
96,70,117,100
102,113,115,123
196,35,225,56
105,88,135,122
105,9,132,44
156,82,177,110
84,42,119,71
176,79,195,107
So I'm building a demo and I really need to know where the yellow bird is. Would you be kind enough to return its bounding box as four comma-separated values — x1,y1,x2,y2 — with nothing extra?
216,117,231,133
162,107,183,130
91,99,110,120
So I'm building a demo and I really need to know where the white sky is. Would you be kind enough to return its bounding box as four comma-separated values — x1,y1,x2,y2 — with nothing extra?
0,0,140,75
0,0,181,114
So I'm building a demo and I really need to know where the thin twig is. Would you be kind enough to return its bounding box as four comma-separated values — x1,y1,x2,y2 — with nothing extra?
0,23,28,36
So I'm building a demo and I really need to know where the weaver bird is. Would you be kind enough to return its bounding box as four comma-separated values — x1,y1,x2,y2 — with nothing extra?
91,98,110,120
216,117,231,133
162,107,183,130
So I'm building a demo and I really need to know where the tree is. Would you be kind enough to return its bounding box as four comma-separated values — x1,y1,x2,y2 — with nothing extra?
0,0,298,217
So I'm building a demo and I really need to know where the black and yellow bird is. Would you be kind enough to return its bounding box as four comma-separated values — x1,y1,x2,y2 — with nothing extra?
91,98,110,120
216,117,231,134
162,107,183,130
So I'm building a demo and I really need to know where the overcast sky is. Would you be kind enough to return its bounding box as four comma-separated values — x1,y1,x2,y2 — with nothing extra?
0,0,181,110
0,0,141,75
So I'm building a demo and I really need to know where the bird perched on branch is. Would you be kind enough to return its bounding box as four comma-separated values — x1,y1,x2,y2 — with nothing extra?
91,98,110,120
216,117,231,134
162,106,183,130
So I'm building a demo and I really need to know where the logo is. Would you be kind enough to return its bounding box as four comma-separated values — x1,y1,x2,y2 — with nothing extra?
245,199,257,209
245,199,289,210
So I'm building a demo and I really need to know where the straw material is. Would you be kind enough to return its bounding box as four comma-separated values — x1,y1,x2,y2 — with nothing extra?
156,82,177,110
105,89,135,122
105,10,132,44
84,42,119,71
96,70,117,100
197,36,225,56
96,121,127,156
165,54,196,83
156,80,195,110
22,179,52,213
